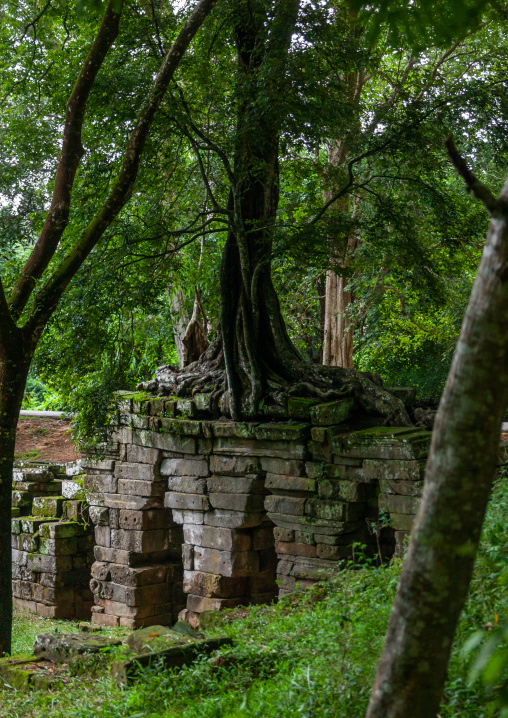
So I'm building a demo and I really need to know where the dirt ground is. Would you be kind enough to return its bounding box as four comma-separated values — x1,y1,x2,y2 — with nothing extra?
15,418,79,463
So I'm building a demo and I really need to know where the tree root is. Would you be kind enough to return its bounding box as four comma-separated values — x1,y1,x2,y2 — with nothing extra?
137,349,412,426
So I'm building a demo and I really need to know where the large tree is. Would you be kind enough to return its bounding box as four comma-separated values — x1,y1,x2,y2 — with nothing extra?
0,0,217,655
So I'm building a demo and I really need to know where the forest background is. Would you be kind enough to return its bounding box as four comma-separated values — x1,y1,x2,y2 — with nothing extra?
13,0,506,439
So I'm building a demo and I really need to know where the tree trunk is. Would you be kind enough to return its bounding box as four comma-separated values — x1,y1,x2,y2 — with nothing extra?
170,287,189,369
366,172,508,717
0,331,31,655
323,270,354,368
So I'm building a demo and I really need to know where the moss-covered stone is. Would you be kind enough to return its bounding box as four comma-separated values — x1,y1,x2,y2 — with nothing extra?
310,399,356,426
254,423,310,442
32,497,64,518
288,397,319,420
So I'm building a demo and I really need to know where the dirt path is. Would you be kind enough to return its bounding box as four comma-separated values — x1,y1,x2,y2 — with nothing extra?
15,418,79,463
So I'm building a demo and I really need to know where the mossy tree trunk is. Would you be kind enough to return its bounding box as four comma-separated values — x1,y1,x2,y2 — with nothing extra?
366,140,508,718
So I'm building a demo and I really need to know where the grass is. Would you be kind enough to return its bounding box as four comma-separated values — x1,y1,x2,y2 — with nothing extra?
2,476,508,718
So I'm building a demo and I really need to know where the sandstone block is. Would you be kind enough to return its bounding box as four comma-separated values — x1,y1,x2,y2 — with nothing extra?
182,544,194,570
265,474,316,493
207,475,265,494
115,462,160,482
82,458,116,472
310,399,356,426
125,445,161,465
388,513,415,531
183,570,249,598
208,493,265,512
167,476,207,494
132,429,196,454
193,546,259,577
275,541,317,558
92,493,163,511
161,458,209,477
170,509,204,525
364,459,425,481
210,455,261,475
316,543,352,560
31,496,65,518
214,437,306,460
28,554,73,573
185,594,246,613
204,509,264,529
379,479,424,497
334,428,431,460
165,492,210,511
264,495,306,516
95,526,111,548
183,525,251,552
254,423,310,442
318,480,373,502
378,494,421,515
90,579,170,606
118,508,172,531
111,529,169,553
83,474,117,494
38,536,78,556
273,527,295,542
304,498,365,522
117,479,167,498
89,506,110,526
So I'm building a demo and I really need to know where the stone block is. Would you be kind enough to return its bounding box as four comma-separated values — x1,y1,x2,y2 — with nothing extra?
264,495,306,516
165,492,210,511
185,594,246,613
273,527,295,542
82,458,116,472
316,543,352,560
268,512,363,536
208,493,265,512
378,494,421,515
207,475,265,494
211,422,257,439
275,541,318,558
254,423,310,442
379,479,424,497
310,399,356,426
12,491,32,509
305,462,348,480
265,474,316,493
214,437,306,460
335,428,431,460
294,530,315,545
38,536,78,556
90,493,163,511
161,458,209,477
182,544,194,570
210,455,261,476
117,479,167,497
119,508,172,531
171,509,205,525
183,571,248,598
364,459,424,481
28,554,73,573
193,546,259,577
203,510,264,529
32,497,64,518
287,397,319,420
167,476,207,494
90,579,170,606
132,429,197,454
89,506,110,525
304,498,365,522
111,529,170,553
388,513,416,531
63,500,87,522
125,445,161,465
95,526,111,548
115,462,160,482
93,545,172,566
183,525,251,552
84,474,118,493
318,480,373,502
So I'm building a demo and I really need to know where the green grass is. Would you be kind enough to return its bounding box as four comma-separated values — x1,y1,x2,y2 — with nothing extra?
3,476,508,718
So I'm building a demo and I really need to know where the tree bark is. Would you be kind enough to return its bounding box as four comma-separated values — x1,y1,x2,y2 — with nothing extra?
323,269,354,368
366,160,508,717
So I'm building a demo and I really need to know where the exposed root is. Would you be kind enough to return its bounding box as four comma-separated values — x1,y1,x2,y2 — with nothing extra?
137,346,412,426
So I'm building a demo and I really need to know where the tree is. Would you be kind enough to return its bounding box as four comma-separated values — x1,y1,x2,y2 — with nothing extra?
0,0,217,656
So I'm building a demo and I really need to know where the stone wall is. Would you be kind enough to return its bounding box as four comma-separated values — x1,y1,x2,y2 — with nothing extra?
85,393,432,628
14,395,505,627
11,461,94,619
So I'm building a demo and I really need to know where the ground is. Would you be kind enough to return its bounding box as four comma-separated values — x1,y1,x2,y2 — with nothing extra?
15,418,79,463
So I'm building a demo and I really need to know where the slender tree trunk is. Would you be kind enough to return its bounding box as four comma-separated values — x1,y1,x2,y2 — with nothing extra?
0,331,31,655
366,169,508,717
323,269,355,368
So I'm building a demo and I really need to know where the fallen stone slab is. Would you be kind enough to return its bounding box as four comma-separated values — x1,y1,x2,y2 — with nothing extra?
33,633,122,662
0,655,62,691
112,636,233,686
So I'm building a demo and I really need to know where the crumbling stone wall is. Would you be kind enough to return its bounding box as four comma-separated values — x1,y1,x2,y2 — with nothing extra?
11,461,94,619
85,393,432,628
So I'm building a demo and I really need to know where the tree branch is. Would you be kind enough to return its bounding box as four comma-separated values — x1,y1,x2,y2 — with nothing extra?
24,0,218,341
10,0,125,321
445,133,500,215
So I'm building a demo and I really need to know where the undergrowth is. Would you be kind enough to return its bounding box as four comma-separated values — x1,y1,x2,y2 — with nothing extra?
2,476,508,718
